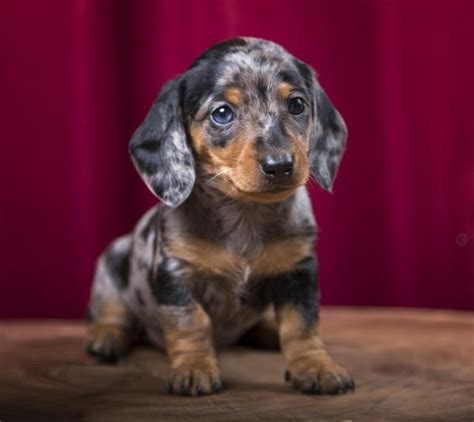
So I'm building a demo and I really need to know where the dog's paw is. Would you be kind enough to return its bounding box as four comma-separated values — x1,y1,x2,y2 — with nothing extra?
167,358,222,396
285,357,355,395
85,323,130,364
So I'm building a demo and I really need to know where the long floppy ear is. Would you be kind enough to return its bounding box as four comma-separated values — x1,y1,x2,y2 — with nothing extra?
308,76,348,192
129,78,196,208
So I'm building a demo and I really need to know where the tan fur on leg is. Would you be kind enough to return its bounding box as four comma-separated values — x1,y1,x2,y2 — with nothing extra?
159,303,221,396
86,297,134,363
277,306,354,394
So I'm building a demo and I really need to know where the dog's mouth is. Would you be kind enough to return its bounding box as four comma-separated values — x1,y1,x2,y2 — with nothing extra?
201,164,308,203
238,184,295,194
228,179,303,203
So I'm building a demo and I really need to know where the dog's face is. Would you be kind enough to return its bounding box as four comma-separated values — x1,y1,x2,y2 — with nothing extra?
130,38,347,207
186,41,314,203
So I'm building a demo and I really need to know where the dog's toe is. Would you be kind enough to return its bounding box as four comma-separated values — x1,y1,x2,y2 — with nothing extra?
286,358,355,395
85,323,130,364
168,362,222,396
317,367,355,394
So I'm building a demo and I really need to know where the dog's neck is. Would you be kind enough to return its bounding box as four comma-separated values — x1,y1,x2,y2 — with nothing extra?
174,169,313,255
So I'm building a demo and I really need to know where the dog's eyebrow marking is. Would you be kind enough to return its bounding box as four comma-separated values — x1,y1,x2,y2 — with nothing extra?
277,82,296,100
224,88,242,107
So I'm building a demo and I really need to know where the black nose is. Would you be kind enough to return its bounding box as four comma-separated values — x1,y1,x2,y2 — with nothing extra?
260,154,294,182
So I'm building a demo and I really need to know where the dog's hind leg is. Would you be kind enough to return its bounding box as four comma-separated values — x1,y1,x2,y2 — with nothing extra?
86,235,136,363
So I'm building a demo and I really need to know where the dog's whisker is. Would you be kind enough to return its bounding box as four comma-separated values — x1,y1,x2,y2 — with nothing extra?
224,158,244,165
307,176,319,191
205,168,233,185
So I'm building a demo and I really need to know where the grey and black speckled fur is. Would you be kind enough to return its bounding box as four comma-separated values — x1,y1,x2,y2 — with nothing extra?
88,38,349,381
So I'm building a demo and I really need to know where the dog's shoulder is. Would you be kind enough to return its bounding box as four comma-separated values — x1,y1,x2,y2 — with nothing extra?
130,205,162,271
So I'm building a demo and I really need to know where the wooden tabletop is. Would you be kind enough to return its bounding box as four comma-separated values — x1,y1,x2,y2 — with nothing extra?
0,307,473,422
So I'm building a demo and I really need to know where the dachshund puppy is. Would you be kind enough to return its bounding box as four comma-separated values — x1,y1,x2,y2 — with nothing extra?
86,37,353,396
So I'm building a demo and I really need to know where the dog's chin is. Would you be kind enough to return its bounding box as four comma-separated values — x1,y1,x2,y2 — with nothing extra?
235,188,298,203
226,179,303,204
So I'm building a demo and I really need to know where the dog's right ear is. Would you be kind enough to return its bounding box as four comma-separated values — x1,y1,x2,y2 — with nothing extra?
129,77,196,208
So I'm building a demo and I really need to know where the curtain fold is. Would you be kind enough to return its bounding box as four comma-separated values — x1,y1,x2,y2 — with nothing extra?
0,0,472,317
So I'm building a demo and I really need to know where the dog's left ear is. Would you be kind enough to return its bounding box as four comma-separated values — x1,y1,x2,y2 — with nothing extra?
302,66,347,192
129,77,196,208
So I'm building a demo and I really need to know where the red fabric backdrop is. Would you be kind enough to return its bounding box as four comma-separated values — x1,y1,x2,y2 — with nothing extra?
1,0,473,318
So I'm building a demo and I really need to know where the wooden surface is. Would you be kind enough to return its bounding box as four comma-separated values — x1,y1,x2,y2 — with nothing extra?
0,308,473,422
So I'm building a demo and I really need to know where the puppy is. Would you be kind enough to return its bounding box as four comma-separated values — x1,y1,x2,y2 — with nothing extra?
86,37,353,396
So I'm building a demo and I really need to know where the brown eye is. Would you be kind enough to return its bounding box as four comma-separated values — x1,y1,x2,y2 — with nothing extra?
288,97,305,115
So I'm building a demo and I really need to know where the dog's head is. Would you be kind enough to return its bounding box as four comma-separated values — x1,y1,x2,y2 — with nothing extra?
129,38,347,207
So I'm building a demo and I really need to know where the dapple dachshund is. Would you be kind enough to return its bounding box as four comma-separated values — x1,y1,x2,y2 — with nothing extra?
86,37,354,396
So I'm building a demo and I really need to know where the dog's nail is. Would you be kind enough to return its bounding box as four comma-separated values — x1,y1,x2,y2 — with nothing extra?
212,381,222,393
179,384,191,396
167,382,173,394
196,385,205,396
284,370,291,382
310,381,320,394
302,380,320,394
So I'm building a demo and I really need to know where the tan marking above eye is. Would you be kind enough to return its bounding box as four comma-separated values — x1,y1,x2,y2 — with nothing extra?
224,88,242,107
277,82,296,100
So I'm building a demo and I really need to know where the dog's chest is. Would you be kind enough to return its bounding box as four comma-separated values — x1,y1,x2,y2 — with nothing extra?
170,232,310,319
161,193,315,340
170,233,311,284
167,187,315,280
188,245,263,344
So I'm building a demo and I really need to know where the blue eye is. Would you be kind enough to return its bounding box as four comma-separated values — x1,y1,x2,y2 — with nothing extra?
211,105,234,125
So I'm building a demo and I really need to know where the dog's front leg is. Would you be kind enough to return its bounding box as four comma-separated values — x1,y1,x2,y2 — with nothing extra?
158,302,221,396
274,257,355,395
152,259,221,396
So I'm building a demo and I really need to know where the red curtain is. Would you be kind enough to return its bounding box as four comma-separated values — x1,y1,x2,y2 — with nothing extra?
1,0,472,318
